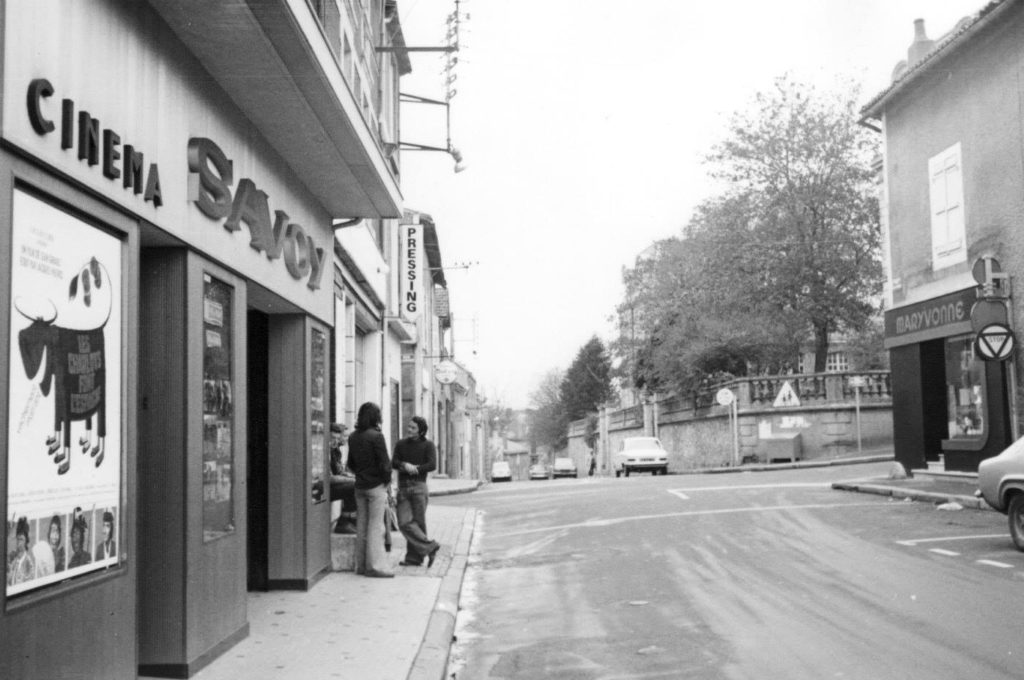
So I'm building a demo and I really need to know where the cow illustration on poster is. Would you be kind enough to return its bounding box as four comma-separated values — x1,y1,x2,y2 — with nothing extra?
14,256,111,474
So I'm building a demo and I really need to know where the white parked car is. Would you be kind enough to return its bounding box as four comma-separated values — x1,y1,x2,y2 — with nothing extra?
552,457,578,478
490,460,512,482
613,437,669,477
977,438,1024,550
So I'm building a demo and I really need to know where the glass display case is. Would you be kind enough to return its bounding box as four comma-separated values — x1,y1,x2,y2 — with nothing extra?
202,274,234,540
310,327,327,503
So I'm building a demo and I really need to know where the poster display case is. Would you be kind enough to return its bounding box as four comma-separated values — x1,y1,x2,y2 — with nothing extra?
202,274,234,540
310,327,327,503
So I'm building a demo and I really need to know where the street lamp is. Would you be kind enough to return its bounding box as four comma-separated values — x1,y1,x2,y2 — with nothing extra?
398,92,467,173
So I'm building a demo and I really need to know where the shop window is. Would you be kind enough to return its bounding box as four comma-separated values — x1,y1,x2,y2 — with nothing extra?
202,275,235,541
928,143,966,270
945,333,985,439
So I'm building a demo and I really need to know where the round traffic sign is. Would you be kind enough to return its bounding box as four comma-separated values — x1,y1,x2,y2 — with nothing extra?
975,323,1015,361
716,388,735,406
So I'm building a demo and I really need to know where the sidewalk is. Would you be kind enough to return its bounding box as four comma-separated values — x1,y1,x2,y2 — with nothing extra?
831,468,989,509
159,479,482,680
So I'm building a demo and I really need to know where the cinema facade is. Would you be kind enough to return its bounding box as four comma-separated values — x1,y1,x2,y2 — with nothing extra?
0,1,405,678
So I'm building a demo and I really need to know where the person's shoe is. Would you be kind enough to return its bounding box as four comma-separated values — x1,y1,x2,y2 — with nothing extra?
365,570,394,578
399,560,423,567
427,544,441,568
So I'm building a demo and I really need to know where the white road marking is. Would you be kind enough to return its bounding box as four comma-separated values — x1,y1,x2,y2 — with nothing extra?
670,483,831,493
928,548,960,556
668,489,689,500
497,502,889,537
976,559,1015,569
895,534,1005,547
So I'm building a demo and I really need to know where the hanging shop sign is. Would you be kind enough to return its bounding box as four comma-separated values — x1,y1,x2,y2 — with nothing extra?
6,189,123,597
26,78,163,207
975,323,1016,362
435,360,458,385
402,223,423,317
187,137,327,290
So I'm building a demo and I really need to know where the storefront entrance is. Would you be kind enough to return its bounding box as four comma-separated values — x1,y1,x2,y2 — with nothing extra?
247,310,270,591
887,288,1013,473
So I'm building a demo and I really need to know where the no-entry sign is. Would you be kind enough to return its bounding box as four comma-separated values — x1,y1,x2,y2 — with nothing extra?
975,323,1015,361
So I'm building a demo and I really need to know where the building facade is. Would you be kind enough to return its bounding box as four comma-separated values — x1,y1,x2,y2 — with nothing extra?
0,1,408,678
862,0,1024,472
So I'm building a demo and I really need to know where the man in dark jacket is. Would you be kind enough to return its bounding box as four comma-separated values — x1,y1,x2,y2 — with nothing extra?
392,416,441,567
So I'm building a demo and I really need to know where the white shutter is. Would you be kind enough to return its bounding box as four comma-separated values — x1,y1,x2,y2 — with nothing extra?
929,143,965,269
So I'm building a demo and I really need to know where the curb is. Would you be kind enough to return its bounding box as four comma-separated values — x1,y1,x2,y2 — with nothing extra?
406,508,478,680
429,481,482,497
831,481,993,510
693,454,894,475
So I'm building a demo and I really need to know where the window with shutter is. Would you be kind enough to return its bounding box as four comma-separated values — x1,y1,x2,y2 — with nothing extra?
928,142,966,270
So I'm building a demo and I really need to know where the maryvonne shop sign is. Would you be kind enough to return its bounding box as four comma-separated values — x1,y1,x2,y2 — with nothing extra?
884,287,977,348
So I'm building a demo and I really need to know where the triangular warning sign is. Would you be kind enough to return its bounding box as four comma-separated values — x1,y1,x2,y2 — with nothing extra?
773,380,801,408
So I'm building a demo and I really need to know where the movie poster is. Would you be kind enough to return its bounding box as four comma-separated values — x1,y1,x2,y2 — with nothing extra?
6,189,122,596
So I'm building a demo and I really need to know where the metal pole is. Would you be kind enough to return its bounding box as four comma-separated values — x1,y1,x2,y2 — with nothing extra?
855,385,862,456
732,399,739,466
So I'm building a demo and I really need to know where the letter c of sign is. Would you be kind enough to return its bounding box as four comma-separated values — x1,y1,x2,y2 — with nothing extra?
27,78,55,136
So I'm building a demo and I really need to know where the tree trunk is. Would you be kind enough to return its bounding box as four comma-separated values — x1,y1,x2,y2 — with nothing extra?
813,323,830,373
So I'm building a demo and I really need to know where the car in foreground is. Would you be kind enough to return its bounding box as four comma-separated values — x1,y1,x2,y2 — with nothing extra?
528,464,550,480
977,437,1024,550
552,457,578,478
490,460,512,483
613,437,669,477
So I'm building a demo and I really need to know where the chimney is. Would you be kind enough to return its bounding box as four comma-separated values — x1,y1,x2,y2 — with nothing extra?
908,18,935,65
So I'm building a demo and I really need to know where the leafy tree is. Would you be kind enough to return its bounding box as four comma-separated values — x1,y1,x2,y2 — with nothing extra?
560,336,613,422
706,75,882,371
616,76,882,389
527,368,568,452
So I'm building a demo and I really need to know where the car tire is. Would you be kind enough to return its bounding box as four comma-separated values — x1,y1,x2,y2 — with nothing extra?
661,467,668,476
624,467,630,477
1009,494,1024,551
615,469,621,478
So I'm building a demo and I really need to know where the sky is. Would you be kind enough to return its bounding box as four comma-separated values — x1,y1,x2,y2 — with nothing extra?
394,0,987,409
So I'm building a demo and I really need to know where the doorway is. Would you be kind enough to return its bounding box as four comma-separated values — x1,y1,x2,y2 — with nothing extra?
247,310,269,590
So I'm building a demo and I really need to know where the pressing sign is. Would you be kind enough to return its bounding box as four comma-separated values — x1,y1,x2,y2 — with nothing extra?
974,323,1015,361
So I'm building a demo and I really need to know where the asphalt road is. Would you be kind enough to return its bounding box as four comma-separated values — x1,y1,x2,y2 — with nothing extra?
436,462,1024,680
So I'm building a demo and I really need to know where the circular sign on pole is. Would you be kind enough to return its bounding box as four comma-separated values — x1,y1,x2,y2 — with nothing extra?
975,323,1015,362
435,359,458,384
716,388,735,406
